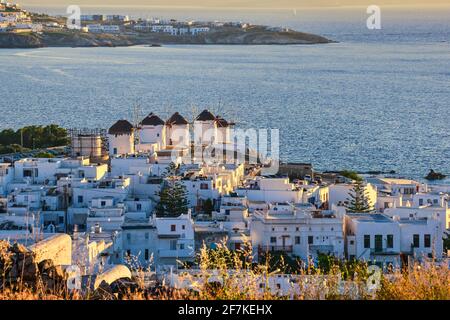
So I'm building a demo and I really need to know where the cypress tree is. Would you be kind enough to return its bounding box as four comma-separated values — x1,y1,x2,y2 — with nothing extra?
346,180,372,213
155,176,189,218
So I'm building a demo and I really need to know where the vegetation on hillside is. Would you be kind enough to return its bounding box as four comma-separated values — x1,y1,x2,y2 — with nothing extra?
0,125,69,155
340,170,362,181
0,239,449,300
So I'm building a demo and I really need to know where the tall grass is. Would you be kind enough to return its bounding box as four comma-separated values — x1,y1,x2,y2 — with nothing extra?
1,239,449,300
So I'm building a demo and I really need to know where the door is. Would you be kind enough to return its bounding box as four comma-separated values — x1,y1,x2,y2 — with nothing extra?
375,235,383,252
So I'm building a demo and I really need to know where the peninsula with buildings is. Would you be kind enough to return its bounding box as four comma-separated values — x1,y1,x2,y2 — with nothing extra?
0,2,332,48
0,108,449,299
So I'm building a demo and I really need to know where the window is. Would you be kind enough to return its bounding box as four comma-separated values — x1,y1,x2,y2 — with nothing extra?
34,169,38,177
270,237,276,244
424,234,431,248
145,232,149,240
364,235,370,248
23,169,32,177
170,240,177,250
419,199,423,206
295,236,300,245
126,250,131,257
179,243,185,250
126,233,131,241
182,225,185,230
77,195,83,203
200,183,209,190
375,235,382,252
101,201,106,207
413,234,420,248
308,236,313,245
58,216,64,224
387,235,394,248
296,227,299,232
113,148,117,155
145,249,149,260
137,203,142,211
171,225,176,232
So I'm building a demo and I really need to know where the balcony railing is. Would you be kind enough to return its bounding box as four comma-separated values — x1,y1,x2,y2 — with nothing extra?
258,245,293,253
158,249,194,258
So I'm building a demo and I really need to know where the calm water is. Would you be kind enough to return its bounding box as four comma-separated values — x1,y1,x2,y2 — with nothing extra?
1,7,449,178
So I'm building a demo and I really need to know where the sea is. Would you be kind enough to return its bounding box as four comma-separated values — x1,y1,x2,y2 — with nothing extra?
0,5,449,179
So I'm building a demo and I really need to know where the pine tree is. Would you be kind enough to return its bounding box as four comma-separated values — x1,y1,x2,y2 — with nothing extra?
346,180,372,213
155,178,189,218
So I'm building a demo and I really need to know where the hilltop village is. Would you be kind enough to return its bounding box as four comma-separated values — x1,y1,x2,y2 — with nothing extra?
0,2,331,47
0,109,449,294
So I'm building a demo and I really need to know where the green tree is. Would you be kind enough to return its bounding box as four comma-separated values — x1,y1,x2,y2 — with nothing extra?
155,178,189,218
444,232,450,252
34,152,54,158
163,162,178,177
340,170,362,181
346,180,372,213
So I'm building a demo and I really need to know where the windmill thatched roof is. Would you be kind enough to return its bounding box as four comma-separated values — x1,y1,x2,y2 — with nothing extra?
108,120,134,135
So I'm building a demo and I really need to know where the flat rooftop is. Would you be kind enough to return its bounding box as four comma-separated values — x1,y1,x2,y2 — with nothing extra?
347,213,393,223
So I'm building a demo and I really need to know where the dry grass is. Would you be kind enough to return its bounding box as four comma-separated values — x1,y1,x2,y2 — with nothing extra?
1,239,449,300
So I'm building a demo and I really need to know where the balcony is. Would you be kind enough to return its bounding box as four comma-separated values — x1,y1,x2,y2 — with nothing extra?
258,245,293,253
158,249,194,258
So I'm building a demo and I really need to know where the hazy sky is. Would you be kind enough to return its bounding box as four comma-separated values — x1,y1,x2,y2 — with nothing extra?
19,0,450,8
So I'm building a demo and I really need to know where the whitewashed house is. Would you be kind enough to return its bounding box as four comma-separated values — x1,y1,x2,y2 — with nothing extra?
13,158,62,184
0,163,13,196
165,112,190,148
193,109,217,146
251,203,345,262
344,212,444,269
108,120,135,156
344,213,401,268
236,176,304,203
154,211,195,266
328,183,377,210
86,196,125,232
138,113,166,151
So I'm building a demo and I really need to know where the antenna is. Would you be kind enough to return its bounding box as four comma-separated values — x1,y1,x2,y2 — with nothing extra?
190,104,198,124
132,101,142,146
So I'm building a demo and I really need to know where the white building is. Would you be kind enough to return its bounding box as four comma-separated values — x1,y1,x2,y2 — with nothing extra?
13,158,62,184
86,196,125,233
120,212,195,268
193,109,217,146
138,113,166,150
366,177,423,199
344,212,444,269
190,27,210,35
251,203,345,262
236,176,304,203
328,183,377,210
108,120,135,156
165,112,190,148
0,163,13,196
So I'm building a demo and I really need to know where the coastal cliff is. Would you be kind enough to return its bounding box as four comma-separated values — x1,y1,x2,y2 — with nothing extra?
0,27,332,48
